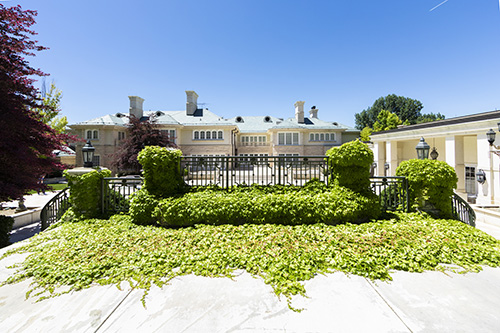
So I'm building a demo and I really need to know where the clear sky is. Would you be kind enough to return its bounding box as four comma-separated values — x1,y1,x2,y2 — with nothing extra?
6,0,500,127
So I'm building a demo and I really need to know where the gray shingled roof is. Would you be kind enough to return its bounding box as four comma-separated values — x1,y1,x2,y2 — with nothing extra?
270,117,354,131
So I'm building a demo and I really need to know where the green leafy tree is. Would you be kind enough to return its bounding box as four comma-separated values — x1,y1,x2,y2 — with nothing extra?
360,126,372,141
373,110,403,132
38,81,68,133
417,112,445,124
355,94,423,130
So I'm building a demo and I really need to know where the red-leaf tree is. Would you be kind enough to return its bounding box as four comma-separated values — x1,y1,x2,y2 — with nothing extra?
111,115,178,174
0,5,75,201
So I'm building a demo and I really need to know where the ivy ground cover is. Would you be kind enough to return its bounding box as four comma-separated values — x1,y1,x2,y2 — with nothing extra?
2,213,500,309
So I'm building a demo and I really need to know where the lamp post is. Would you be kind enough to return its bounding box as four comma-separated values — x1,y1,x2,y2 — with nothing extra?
415,137,430,160
82,140,95,168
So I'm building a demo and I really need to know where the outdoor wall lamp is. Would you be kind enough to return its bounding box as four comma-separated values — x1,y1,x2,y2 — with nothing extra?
430,147,439,160
82,140,95,168
415,137,430,160
476,169,486,184
486,122,500,148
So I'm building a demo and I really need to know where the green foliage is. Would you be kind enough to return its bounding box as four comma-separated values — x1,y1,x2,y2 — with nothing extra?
137,146,184,198
152,184,380,227
417,112,445,124
64,168,111,218
2,213,499,311
355,94,424,130
396,159,458,218
37,82,68,134
0,216,14,248
129,188,161,226
326,140,374,193
360,126,373,141
373,110,402,132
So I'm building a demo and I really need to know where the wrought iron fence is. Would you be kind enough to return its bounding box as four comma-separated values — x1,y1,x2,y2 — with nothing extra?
369,176,409,212
41,187,71,231
181,155,329,187
451,193,476,227
101,176,142,214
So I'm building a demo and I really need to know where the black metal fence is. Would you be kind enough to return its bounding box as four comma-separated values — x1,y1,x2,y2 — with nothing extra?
40,187,71,231
181,155,329,187
101,177,141,215
451,193,476,227
370,176,409,212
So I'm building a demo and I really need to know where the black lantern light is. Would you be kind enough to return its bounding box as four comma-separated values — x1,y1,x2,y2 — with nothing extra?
430,147,439,160
82,140,95,168
415,137,430,160
487,128,496,146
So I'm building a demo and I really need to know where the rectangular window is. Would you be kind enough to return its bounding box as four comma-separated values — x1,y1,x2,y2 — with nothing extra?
278,133,285,145
285,133,292,145
292,133,299,145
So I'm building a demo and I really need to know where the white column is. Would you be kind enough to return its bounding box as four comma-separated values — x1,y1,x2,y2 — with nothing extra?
385,141,397,176
445,136,456,167
476,134,493,205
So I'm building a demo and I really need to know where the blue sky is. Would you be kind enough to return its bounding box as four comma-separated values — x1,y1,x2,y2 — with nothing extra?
6,0,500,127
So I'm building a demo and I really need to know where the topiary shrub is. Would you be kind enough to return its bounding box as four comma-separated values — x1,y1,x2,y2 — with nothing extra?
137,146,184,198
326,140,374,194
64,168,112,219
129,188,161,226
0,215,14,248
396,159,458,218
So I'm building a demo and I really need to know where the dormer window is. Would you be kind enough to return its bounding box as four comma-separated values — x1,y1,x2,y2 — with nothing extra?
236,116,243,123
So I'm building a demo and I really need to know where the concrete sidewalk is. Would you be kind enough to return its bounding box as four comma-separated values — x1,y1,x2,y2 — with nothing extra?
0,239,499,333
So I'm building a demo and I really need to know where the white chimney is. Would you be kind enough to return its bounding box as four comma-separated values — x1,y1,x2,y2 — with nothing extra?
129,96,144,119
186,90,199,116
309,106,318,119
295,101,305,124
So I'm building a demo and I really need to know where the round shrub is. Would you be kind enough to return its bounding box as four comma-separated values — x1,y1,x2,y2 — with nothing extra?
396,159,458,218
129,188,162,226
326,140,374,194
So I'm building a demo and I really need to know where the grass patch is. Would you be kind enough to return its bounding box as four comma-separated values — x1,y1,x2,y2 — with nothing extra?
26,183,68,194
1,213,499,310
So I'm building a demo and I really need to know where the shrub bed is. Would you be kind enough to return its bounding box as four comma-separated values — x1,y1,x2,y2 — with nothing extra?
151,184,380,227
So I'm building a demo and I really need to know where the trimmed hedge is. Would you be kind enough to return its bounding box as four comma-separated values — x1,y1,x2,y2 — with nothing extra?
326,140,374,194
396,159,458,218
151,185,380,227
0,215,14,248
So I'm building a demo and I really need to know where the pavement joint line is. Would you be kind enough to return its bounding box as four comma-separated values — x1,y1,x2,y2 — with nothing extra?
94,284,136,333
364,277,413,333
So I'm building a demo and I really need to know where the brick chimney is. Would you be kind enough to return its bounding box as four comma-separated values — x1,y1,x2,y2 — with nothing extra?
186,90,199,116
295,101,305,124
309,106,318,119
129,96,144,119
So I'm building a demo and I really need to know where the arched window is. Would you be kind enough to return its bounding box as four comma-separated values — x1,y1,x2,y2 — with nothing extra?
86,130,92,140
212,131,217,139
310,133,314,141
93,130,99,139
200,131,205,140
315,133,319,141
325,133,330,141
218,131,223,139
331,133,336,141
194,131,199,140
206,131,211,140
320,133,324,141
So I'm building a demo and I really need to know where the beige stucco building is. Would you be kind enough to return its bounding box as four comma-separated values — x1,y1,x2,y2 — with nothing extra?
69,91,359,172
370,110,500,206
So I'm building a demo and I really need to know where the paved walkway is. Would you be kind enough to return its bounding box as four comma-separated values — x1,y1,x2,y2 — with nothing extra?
1,195,500,332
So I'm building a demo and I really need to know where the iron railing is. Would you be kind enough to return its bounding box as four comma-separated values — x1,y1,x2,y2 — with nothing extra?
101,177,142,214
40,187,70,231
451,193,476,227
370,176,409,212
181,155,329,187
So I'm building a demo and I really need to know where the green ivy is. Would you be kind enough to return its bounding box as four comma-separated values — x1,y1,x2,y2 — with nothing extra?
137,146,184,198
396,159,458,218
151,184,380,227
64,168,111,218
326,140,374,194
0,216,14,248
129,188,161,226
2,213,499,311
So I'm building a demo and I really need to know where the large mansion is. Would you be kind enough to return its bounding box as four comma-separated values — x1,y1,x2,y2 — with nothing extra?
69,91,359,172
